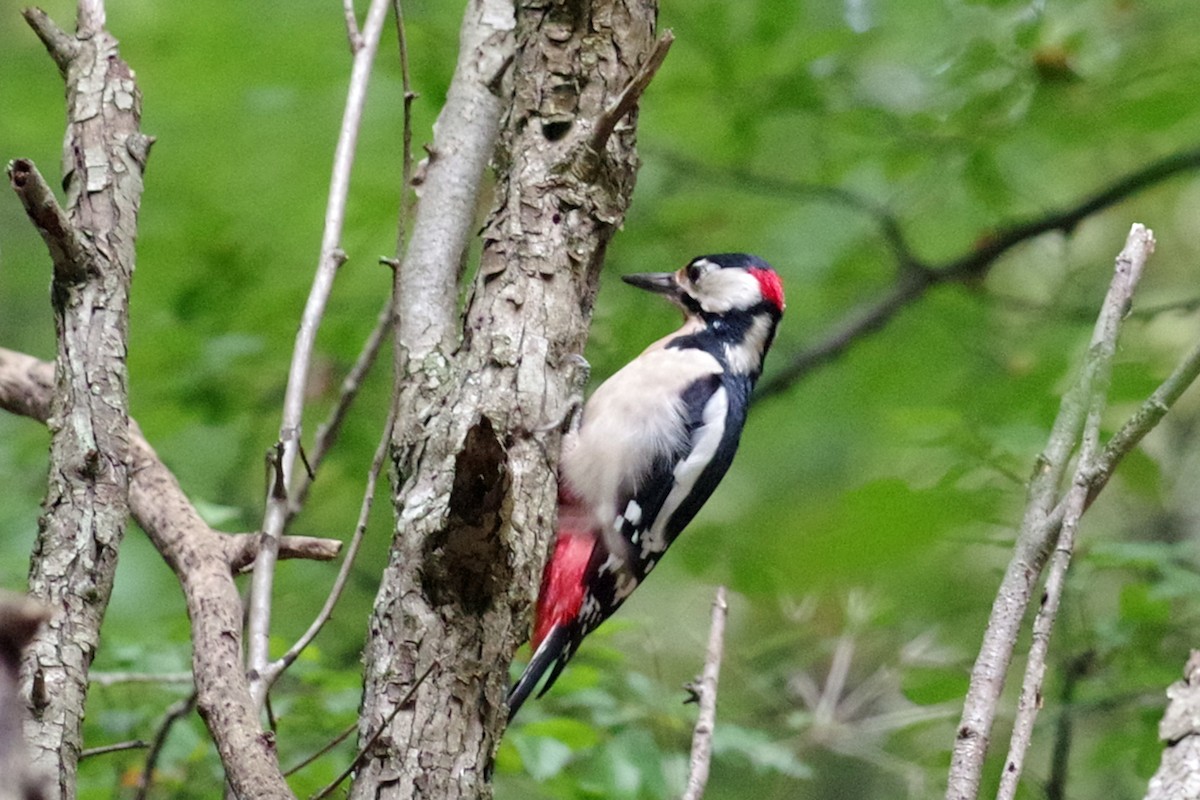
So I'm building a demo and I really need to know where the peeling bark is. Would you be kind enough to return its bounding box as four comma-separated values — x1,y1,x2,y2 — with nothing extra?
355,1,659,797
13,8,148,797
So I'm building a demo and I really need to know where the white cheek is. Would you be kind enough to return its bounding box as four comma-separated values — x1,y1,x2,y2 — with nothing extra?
696,270,761,313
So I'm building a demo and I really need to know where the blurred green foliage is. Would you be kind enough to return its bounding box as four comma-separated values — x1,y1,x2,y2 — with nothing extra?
3,0,1200,798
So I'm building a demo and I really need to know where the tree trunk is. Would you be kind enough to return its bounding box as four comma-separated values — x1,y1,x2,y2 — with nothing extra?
14,8,147,797
353,0,658,797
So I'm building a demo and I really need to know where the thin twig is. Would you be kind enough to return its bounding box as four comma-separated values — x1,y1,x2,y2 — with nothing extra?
246,0,393,711
79,740,149,759
681,586,728,800
89,672,193,688
342,0,363,51
266,407,396,686
7,158,92,284
134,691,199,800
1045,651,1094,800
589,30,674,153
995,224,1153,800
311,661,437,800
707,145,1200,400
288,295,395,518
20,7,76,73
283,720,357,778
1089,334,1200,503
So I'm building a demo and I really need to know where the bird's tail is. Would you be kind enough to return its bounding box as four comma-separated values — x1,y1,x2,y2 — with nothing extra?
507,623,570,721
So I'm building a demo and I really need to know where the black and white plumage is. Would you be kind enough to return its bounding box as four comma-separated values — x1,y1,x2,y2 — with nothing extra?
507,253,785,720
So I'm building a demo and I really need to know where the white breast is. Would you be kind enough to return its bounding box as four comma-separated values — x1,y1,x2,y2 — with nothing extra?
561,346,723,545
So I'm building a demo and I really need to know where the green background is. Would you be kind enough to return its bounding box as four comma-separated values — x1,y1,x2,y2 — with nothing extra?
3,0,1200,797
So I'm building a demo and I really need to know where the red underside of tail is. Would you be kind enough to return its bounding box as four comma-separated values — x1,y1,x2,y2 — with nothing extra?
533,492,596,649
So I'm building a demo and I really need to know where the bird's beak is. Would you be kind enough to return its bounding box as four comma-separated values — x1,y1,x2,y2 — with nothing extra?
621,272,681,299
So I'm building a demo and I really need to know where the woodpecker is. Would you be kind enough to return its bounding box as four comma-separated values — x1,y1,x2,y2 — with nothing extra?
507,253,785,720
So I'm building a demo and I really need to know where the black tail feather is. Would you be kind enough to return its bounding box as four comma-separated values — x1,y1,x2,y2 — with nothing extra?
507,625,570,722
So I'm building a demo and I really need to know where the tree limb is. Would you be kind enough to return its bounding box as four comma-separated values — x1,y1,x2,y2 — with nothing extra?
946,225,1158,800
994,224,1153,800
391,0,512,364
6,159,91,284
13,4,148,793
247,0,392,712
688,145,1200,400
355,0,663,796
0,347,341,799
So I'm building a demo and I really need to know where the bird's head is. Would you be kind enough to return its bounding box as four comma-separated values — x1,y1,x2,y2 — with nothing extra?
622,253,784,377
622,253,785,320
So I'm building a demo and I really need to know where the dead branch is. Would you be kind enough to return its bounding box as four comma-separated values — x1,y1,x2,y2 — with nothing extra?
656,146,1200,400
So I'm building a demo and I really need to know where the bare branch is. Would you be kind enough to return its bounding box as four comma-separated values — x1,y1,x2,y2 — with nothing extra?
289,295,394,518
7,159,91,284
681,586,729,800
88,672,193,688
392,0,513,362
283,721,356,778
20,7,76,74
0,348,294,798
342,0,363,51
227,534,343,571
266,408,395,686
247,0,393,711
15,4,148,790
133,692,198,800
945,226,1166,800
994,224,1153,800
589,30,674,154
76,0,106,36
79,740,149,760
1088,335,1200,503
725,145,1200,400
392,0,416,254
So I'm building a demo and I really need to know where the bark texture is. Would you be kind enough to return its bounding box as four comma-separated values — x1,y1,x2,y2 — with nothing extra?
0,347,340,799
355,1,658,797
0,593,50,800
1144,651,1200,800
14,8,148,797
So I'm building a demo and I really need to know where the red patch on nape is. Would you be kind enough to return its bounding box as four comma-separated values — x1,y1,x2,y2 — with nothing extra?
533,530,595,649
749,267,785,312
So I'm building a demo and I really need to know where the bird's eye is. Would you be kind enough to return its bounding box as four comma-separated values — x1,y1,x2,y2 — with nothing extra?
686,265,702,284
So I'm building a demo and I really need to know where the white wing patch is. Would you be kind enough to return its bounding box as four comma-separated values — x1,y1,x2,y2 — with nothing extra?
640,386,729,558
